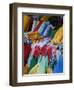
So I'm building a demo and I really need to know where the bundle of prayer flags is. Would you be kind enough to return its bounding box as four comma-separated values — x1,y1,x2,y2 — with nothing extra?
23,15,63,74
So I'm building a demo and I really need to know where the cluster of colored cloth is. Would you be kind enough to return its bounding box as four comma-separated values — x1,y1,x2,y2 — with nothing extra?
24,15,63,74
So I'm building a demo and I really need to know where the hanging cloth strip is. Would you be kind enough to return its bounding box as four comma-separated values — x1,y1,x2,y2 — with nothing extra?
42,24,54,37
31,16,39,32
24,64,30,74
53,54,63,73
24,15,33,32
29,55,49,74
38,22,49,35
33,20,44,32
27,47,38,70
51,26,63,44
31,20,39,32
24,44,31,66
33,16,50,32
